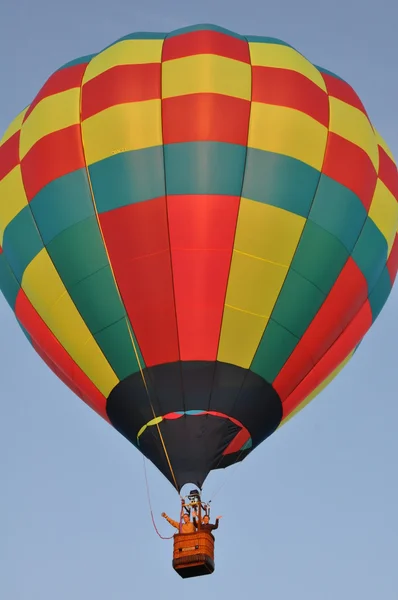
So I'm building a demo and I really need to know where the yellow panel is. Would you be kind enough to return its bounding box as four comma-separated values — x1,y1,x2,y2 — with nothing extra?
22,249,118,396
249,42,326,91
19,89,80,159
162,54,251,100
225,250,288,316
137,424,147,438
0,107,28,145
0,167,28,244
329,97,379,170
280,350,354,426
375,129,396,162
82,99,162,165
368,179,398,254
83,39,164,83
148,416,163,426
248,102,327,170
217,305,267,368
235,199,305,265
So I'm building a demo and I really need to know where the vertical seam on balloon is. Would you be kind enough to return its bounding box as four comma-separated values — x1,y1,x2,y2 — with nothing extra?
280,200,386,411
160,34,187,417
246,85,331,381
16,90,119,393
0,120,33,336
78,67,148,380
0,121,104,401
244,69,333,386
281,302,371,416
0,135,24,307
275,106,382,392
205,34,255,466
270,74,382,411
77,64,151,383
210,35,252,370
78,51,180,493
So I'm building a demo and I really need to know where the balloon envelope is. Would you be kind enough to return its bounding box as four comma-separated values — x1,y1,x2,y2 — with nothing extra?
0,24,397,490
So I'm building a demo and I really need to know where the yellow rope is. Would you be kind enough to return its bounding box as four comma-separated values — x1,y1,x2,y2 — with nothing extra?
78,108,179,492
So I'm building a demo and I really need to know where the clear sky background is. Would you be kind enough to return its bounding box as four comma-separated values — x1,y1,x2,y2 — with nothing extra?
1,0,397,598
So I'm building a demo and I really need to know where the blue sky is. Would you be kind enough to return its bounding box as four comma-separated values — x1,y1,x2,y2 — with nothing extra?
1,0,397,598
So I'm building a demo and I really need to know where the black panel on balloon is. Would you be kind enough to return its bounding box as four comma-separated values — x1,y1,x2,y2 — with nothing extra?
106,361,282,490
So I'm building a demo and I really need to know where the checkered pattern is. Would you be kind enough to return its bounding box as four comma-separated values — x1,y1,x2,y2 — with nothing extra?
0,24,397,426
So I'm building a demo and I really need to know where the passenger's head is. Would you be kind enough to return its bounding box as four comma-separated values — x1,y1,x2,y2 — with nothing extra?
182,514,190,523
203,515,210,524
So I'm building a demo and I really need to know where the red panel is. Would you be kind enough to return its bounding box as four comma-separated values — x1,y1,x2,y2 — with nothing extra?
206,410,250,454
24,64,88,120
321,72,368,115
164,413,183,420
378,145,398,200
167,195,239,249
15,289,109,420
323,133,377,211
99,197,169,263
252,66,329,127
282,301,373,418
21,125,85,201
0,243,3,254
167,195,240,360
300,258,368,356
99,198,179,366
387,234,398,285
274,258,368,400
81,63,161,120
32,341,86,400
223,427,250,455
162,30,250,63
0,131,20,181
162,94,250,145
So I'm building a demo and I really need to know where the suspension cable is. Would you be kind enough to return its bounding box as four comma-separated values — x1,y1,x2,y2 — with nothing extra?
143,456,174,539
79,113,180,493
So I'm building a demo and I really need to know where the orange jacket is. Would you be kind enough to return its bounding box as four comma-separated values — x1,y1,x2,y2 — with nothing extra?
164,515,197,533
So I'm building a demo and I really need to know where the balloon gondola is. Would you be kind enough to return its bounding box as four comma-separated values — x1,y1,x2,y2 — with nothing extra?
171,490,216,578
0,23,397,574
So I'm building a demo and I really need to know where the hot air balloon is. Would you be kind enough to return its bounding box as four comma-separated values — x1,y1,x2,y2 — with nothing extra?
1,23,397,511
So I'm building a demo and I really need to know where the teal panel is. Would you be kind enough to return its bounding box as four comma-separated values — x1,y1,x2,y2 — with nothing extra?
167,24,244,39
106,32,166,48
352,218,388,291
46,216,108,287
57,54,96,70
245,35,292,46
242,149,320,217
251,319,299,382
291,220,349,294
69,265,125,334
309,174,367,252
241,439,253,450
271,270,326,339
89,147,166,213
95,318,145,380
30,169,94,245
369,267,392,321
2,206,43,282
45,217,148,377
165,142,247,196
316,66,345,82
0,253,20,309
17,320,32,344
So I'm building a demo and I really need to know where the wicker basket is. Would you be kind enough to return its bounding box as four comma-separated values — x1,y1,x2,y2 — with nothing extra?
172,531,215,578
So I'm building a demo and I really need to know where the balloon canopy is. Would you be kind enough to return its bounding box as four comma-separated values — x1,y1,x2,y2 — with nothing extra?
0,24,397,490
